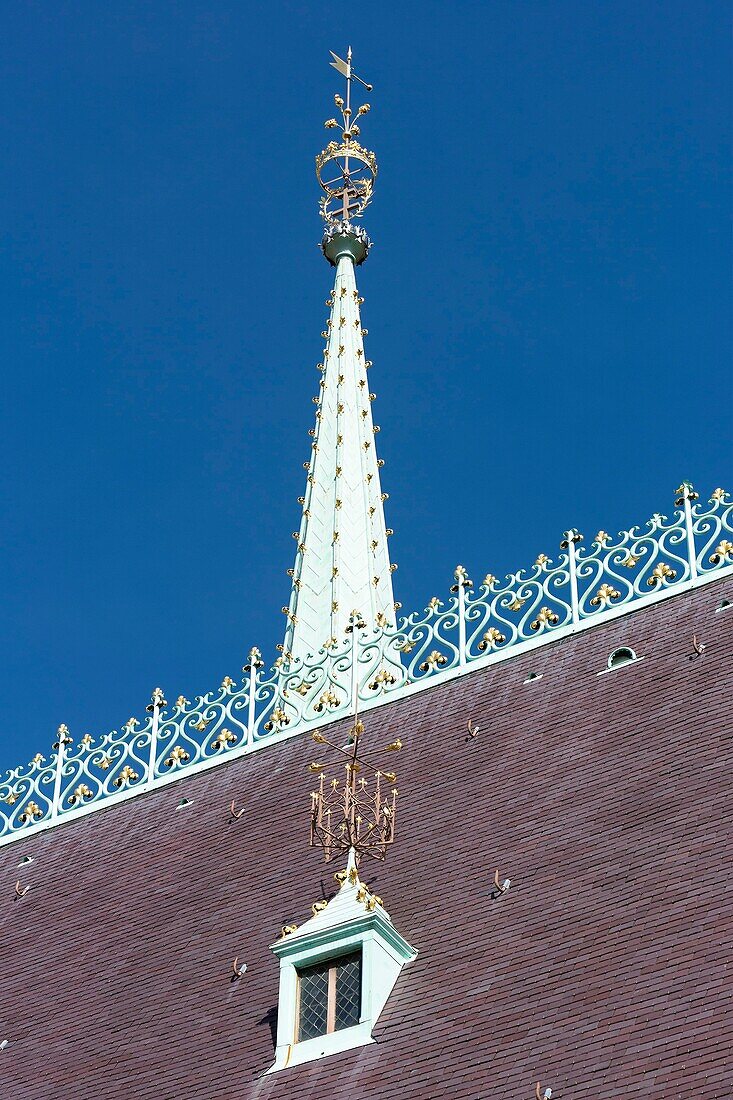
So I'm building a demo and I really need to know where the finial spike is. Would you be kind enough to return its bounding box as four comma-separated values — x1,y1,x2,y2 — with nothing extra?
317,49,377,225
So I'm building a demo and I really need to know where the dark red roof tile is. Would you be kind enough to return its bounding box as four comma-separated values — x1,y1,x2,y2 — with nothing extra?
0,578,731,1098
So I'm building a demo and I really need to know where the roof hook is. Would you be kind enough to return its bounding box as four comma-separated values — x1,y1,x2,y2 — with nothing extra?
231,957,247,982
465,718,480,741
229,799,245,821
492,869,511,897
690,634,706,659
14,881,29,899
536,1085,552,1100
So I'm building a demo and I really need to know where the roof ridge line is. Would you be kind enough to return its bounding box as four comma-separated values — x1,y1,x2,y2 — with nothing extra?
0,484,730,850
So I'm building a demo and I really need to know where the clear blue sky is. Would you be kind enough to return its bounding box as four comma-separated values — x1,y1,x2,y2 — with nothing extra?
1,1,730,768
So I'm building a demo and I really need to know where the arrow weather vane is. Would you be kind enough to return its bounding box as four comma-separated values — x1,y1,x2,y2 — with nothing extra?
329,47,373,95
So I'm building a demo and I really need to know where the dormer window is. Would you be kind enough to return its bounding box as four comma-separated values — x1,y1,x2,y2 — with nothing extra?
297,951,362,1041
268,849,416,1072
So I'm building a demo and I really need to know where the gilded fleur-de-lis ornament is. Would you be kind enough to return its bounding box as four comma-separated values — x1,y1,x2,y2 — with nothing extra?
53,724,73,750
146,688,166,713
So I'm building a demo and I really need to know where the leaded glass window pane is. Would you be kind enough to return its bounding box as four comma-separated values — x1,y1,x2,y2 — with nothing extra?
296,951,362,1043
334,953,361,1031
298,961,329,1040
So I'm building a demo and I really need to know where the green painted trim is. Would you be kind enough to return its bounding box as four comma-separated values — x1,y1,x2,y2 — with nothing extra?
272,909,417,966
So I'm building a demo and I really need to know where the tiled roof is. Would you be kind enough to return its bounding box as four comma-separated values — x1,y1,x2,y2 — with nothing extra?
1,577,730,1099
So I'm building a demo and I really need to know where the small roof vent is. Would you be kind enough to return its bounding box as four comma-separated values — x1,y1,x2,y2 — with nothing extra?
715,598,732,613
524,671,543,684
607,646,638,670
17,855,33,868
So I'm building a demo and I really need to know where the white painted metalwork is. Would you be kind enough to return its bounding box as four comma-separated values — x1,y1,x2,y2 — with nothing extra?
561,530,582,625
0,485,730,851
145,688,165,789
283,240,395,663
50,724,71,821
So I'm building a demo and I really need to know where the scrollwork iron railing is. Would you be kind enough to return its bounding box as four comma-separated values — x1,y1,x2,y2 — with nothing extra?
1,483,731,848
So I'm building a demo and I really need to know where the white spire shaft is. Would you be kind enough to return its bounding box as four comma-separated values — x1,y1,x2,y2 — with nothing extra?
284,249,395,662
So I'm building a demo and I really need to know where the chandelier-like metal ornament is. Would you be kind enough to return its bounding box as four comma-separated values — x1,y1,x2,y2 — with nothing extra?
316,48,377,225
308,714,399,863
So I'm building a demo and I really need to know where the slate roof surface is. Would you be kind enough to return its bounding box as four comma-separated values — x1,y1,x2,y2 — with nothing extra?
1,577,731,1100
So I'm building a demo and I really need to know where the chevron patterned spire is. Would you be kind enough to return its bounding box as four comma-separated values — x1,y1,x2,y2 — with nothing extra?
282,50,396,664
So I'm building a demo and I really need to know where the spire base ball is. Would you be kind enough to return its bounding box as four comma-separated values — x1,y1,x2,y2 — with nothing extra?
321,222,372,266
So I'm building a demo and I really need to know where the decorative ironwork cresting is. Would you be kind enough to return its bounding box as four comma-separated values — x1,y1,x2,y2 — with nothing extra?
0,484,731,850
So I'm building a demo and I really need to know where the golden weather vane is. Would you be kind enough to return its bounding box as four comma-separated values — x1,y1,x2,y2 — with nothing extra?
316,48,377,224
307,701,401,864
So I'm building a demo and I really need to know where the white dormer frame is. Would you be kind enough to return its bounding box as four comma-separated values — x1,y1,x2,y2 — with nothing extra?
267,854,417,1072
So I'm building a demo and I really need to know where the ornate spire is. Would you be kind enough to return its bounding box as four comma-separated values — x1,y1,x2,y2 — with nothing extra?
282,50,396,663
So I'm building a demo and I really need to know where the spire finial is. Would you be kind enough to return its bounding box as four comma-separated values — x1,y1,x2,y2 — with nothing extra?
317,49,377,230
